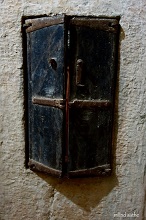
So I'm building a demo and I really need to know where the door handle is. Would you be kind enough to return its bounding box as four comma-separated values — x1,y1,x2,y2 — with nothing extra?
76,59,84,86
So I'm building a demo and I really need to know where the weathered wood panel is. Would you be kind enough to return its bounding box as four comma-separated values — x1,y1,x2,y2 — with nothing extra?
27,17,65,175
68,18,119,176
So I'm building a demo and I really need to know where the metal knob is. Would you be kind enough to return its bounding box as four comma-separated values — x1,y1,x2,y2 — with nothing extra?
76,59,83,86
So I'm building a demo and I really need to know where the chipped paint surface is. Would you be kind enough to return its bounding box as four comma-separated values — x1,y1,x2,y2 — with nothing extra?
0,0,146,219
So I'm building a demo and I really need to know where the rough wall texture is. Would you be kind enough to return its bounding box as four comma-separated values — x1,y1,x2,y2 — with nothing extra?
0,0,146,219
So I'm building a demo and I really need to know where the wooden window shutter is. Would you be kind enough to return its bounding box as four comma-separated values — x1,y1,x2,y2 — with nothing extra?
24,15,119,177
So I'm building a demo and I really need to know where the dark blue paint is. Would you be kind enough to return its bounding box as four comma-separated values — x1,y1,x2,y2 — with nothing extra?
27,23,65,172
30,105,63,170
30,24,64,98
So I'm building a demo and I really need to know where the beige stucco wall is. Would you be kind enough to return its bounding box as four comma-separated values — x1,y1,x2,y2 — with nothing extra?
0,0,146,219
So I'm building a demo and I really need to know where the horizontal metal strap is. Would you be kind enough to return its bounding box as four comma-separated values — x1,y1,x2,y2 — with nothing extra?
69,99,111,108
32,97,111,109
25,15,64,33
68,164,111,177
32,97,65,109
28,159,62,177
70,18,119,33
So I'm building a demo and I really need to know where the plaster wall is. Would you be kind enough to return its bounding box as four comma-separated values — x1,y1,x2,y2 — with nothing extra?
0,0,146,219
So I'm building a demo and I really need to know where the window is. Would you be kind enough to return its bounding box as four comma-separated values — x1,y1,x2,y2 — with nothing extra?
24,15,119,177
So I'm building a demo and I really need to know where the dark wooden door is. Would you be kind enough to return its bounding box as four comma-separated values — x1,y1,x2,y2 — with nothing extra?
26,16,65,177
68,18,119,177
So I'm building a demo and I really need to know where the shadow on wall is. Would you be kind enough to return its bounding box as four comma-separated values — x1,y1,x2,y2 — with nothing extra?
36,172,118,211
